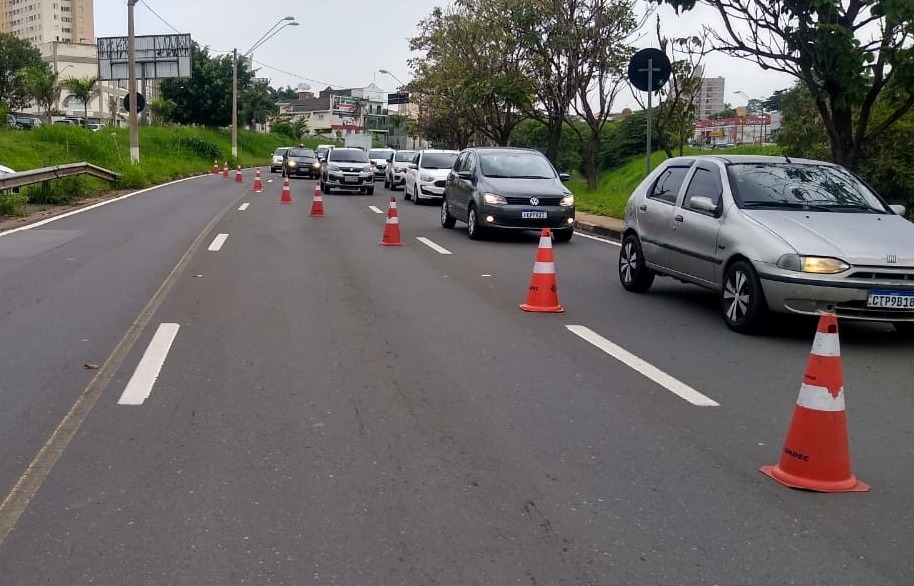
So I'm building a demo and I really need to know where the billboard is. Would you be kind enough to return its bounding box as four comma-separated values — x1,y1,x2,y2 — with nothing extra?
97,34,193,81
332,95,361,115
387,92,409,105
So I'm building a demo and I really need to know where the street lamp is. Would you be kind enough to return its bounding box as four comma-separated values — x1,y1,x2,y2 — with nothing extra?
378,69,407,148
232,17,298,158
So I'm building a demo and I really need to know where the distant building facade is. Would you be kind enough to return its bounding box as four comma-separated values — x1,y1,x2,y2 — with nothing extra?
1,0,95,44
692,65,726,121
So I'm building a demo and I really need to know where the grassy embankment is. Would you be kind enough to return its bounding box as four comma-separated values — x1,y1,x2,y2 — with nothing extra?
569,144,784,218
0,125,321,216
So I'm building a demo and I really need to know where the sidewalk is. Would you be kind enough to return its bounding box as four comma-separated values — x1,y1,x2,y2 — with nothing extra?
574,211,623,240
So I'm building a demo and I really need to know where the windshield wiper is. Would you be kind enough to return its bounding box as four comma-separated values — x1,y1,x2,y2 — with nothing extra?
511,175,552,179
742,201,834,212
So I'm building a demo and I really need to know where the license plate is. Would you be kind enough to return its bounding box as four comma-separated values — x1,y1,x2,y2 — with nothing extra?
344,176,359,183
521,210,547,219
867,290,914,309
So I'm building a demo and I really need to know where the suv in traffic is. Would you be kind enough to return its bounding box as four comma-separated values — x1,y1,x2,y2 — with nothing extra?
320,148,375,195
282,146,321,179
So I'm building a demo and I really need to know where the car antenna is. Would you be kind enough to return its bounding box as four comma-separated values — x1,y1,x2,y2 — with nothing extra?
784,155,792,163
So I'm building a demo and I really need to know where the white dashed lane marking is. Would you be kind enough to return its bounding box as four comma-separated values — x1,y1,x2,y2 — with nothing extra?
417,237,452,255
238,203,250,211
208,234,229,251
117,323,181,406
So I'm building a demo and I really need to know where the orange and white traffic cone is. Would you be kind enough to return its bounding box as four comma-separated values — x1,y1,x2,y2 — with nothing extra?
760,313,869,492
520,228,564,313
222,162,229,178
280,176,292,204
379,196,402,246
309,182,325,217
235,165,243,183
252,168,263,193
212,159,219,174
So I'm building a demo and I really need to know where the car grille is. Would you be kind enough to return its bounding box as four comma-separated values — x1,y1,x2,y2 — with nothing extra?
504,196,562,206
433,180,446,188
847,269,914,282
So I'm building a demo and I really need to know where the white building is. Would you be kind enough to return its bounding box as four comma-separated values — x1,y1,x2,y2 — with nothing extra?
692,65,726,121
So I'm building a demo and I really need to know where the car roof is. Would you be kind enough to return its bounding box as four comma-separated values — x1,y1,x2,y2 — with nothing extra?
467,147,545,156
420,149,459,154
663,154,838,167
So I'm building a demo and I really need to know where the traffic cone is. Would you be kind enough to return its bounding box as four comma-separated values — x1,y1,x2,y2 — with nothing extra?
519,228,564,313
222,162,229,178
252,168,263,193
212,159,219,174
235,165,243,183
760,313,869,492
280,176,292,204
379,196,402,246
309,182,325,217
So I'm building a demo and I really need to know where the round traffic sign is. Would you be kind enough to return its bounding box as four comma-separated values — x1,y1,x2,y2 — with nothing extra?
123,92,146,113
627,48,672,92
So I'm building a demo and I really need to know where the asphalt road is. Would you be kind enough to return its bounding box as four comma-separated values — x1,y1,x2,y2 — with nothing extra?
0,173,912,585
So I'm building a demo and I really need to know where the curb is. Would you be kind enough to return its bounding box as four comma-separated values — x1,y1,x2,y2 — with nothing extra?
574,220,622,241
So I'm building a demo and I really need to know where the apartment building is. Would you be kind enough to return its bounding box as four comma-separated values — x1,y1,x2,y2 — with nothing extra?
692,65,726,121
1,0,95,45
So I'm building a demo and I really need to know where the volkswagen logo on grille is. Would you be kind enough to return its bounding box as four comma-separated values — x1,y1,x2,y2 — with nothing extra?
529,197,540,206
887,254,898,264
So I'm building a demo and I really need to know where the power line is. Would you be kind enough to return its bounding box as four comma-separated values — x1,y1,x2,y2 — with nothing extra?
138,0,182,34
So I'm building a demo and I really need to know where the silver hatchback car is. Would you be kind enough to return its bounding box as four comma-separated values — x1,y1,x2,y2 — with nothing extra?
618,155,914,334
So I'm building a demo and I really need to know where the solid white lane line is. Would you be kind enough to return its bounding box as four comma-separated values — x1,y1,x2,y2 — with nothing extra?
208,233,229,251
117,323,181,405
238,203,250,211
369,206,384,214
417,236,452,255
576,231,621,246
566,325,720,407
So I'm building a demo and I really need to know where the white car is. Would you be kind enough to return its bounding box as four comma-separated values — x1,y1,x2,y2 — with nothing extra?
383,150,417,190
0,164,20,193
404,149,460,204
368,148,395,182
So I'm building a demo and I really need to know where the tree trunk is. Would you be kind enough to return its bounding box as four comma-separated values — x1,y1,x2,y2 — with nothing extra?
829,105,857,170
545,117,562,165
584,134,598,190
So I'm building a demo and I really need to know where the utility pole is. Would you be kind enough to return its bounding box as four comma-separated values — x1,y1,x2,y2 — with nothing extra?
232,48,238,159
127,0,139,164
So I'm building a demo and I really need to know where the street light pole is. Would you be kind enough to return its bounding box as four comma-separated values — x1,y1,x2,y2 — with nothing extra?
378,69,406,149
231,17,297,159
127,0,139,164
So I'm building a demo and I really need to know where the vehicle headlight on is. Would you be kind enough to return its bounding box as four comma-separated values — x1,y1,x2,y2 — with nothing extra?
363,165,373,173
560,192,575,206
312,162,321,168
776,254,850,274
420,173,434,182
287,160,297,167
483,192,507,206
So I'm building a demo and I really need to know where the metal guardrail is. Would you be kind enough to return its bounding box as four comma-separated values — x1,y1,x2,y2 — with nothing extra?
0,162,121,191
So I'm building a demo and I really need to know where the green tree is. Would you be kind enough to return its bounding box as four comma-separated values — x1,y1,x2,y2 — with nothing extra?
651,0,914,170
149,98,177,125
61,76,98,122
0,33,46,110
271,85,298,101
239,79,278,129
159,44,255,128
18,65,59,122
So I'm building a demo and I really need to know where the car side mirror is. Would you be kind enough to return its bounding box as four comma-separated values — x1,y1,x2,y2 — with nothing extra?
559,173,571,182
890,204,906,216
690,196,719,214
408,163,418,170
457,171,474,180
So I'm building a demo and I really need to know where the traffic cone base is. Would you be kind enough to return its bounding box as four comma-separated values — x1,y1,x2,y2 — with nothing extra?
380,196,402,245
520,228,564,312
235,166,243,183
212,160,219,174
759,313,869,492
310,183,325,217
222,162,229,178
280,177,292,204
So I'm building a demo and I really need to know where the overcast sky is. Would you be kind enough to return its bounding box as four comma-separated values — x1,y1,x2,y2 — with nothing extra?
95,0,795,110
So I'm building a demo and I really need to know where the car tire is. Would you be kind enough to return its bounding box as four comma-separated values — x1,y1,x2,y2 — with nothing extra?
553,228,573,243
893,322,914,336
467,204,486,240
440,198,457,229
404,184,412,201
384,176,390,189
721,260,769,334
412,185,422,205
366,187,374,195
619,233,655,293
323,182,332,195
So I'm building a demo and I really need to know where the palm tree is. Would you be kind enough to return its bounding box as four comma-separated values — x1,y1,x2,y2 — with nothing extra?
25,67,61,123
61,76,99,124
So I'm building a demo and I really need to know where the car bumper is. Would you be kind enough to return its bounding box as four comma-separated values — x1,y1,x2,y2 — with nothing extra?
416,182,446,199
478,205,576,231
390,171,407,185
286,167,320,177
324,173,374,189
759,269,914,322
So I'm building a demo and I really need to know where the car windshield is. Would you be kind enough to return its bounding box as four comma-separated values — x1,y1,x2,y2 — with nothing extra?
479,152,556,179
421,153,458,169
394,151,417,162
728,163,889,213
287,148,315,158
369,149,394,160
274,148,289,156
330,150,369,163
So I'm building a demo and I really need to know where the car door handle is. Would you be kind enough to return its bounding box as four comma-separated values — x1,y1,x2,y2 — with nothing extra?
674,215,684,222
639,204,648,212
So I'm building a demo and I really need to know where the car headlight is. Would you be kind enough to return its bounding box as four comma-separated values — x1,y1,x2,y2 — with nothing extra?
776,254,850,274
287,160,297,167
312,162,321,168
395,166,405,172
329,164,340,171
483,192,507,206
363,165,373,173
420,173,434,182
560,192,575,206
